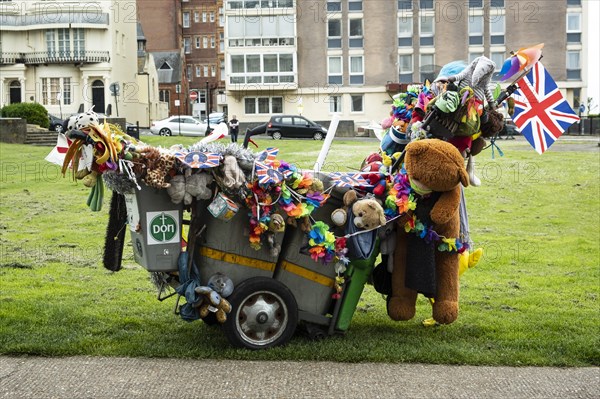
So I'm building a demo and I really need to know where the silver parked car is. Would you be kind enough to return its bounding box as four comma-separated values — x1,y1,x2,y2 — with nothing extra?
150,115,208,136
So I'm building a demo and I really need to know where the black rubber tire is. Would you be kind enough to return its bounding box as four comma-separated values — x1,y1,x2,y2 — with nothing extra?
272,131,282,140
313,132,324,140
54,124,64,134
159,128,171,136
223,277,298,349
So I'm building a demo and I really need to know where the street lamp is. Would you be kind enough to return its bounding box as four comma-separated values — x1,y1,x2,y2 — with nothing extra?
176,81,182,136
205,81,211,134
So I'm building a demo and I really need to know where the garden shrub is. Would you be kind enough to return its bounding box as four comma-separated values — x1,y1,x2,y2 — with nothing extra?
0,103,49,128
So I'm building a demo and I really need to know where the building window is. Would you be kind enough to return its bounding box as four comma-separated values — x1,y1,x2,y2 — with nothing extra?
468,0,483,8
41,77,71,105
398,0,413,12
45,28,85,58
567,51,581,80
211,36,216,48
159,90,170,103
567,13,582,43
419,0,433,9
184,37,191,53
227,15,295,47
398,17,412,47
490,15,504,45
419,15,434,46
351,95,363,112
420,53,435,82
204,65,209,77
490,0,504,7
62,78,71,105
490,51,505,81
203,36,208,48
220,32,225,52
349,56,364,85
183,12,190,28
468,15,483,45
210,12,215,22
329,95,342,113
220,60,225,81
211,65,216,77
202,12,207,22
244,97,283,114
195,37,201,49
194,11,200,23
349,0,362,12
349,19,363,48
327,1,341,12
229,53,294,85
187,65,192,81
58,29,70,56
399,54,413,82
328,56,342,85
567,0,581,6
468,52,483,63
328,19,342,48
196,66,201,77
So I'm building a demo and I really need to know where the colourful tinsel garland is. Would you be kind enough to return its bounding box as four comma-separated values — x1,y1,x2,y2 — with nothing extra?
383,167,467,253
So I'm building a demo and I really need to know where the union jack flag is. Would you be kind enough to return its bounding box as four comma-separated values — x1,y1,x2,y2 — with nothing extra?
511,62,580,154
255,161,283,185
255,147,279,164
175,152,221,168
329,172,372,188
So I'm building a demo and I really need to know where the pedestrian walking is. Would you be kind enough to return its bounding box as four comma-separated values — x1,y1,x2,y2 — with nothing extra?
229,115,239,143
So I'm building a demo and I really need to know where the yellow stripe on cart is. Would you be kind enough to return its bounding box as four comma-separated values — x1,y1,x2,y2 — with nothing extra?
199,247,276,272
280,261,335,288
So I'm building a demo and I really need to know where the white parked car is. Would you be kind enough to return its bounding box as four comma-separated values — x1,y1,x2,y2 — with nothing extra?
150,115,208,136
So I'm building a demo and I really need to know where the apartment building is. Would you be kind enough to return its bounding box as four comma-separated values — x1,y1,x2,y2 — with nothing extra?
221,0,589,132
137,0,189,119
180,0,225,118
0,0,163,125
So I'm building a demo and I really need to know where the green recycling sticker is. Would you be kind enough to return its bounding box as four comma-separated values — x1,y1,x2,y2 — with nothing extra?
146,211,180,245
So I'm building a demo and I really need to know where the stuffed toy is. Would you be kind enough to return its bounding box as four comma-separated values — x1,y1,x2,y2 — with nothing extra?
195,285,232,323
167,175,186,204
66,107,100,132
388,139,469,325
185,172,213,204
266,213,285,257
221,155,246,189
331,190,386,230
447,56,497,109
137,147,176,189
207,273,234,298
167,171,213,205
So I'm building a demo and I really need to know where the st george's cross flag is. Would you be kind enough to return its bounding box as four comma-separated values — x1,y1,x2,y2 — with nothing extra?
511,62,580,154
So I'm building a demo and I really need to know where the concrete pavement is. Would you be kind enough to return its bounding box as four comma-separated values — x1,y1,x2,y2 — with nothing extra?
1,356,598,398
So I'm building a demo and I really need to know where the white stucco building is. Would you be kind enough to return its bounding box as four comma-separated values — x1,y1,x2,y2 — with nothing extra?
0,0,165,125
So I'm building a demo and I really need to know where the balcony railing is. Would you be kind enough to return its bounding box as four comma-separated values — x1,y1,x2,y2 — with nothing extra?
0,52,23,64
0,50,110,65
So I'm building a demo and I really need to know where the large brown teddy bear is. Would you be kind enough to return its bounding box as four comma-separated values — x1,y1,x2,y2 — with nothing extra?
388,139,469,325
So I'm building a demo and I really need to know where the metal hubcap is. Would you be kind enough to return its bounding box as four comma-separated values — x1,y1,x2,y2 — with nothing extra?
236,291,288,346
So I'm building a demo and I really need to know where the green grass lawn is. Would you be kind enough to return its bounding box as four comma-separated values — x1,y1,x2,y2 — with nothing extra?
0,136,599,365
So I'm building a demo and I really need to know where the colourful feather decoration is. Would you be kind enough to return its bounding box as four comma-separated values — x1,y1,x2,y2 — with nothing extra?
500,43,544,82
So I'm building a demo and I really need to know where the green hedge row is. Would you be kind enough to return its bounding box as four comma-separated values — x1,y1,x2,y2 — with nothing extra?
0,103,49,128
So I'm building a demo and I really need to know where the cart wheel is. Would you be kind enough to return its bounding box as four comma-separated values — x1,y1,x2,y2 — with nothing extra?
223,277,298,349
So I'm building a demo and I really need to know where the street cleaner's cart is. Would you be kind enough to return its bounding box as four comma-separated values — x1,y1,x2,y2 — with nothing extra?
101,119,382,349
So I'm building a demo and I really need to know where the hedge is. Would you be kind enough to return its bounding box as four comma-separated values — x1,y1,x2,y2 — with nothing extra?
0,103,49,128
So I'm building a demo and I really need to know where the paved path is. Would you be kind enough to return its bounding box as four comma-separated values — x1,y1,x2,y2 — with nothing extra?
1,356,598,398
